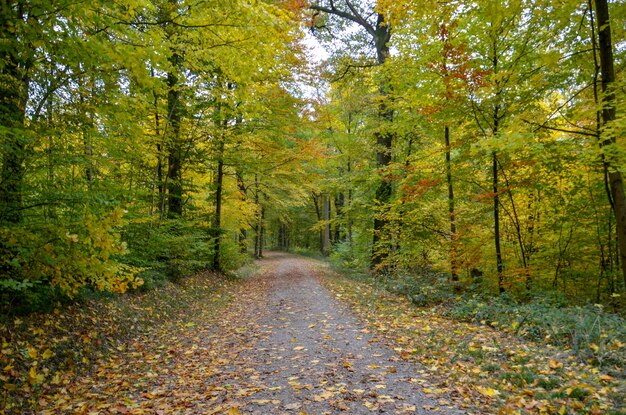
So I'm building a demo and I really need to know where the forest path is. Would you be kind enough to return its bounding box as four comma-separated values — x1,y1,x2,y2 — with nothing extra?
39,253,465,415
203,252,464,414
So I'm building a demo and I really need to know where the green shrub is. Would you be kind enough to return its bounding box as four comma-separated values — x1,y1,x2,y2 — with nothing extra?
0,208,141,314
331,254,625,370
123,218,213,283
450,294,625,369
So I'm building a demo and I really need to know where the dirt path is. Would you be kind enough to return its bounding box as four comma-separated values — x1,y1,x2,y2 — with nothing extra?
208,253,464,414
39,253,465,414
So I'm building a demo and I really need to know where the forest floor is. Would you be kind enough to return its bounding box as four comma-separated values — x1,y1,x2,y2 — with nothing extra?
2,253,624,414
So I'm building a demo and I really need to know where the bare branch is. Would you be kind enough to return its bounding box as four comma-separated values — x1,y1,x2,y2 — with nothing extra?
521,119,598,137
310,2,375,37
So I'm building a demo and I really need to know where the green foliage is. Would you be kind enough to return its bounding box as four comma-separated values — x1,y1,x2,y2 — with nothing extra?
329,240,365,270
124,219,213,285
0,208,142,313
331,257,625,370
450,295,626,368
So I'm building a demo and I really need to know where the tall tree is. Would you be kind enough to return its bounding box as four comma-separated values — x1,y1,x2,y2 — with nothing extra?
0,0,34,223
310,0,394,269
592,0,626,286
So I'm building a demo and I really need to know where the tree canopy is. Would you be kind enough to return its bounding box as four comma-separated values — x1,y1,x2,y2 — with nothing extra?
1,0,625,309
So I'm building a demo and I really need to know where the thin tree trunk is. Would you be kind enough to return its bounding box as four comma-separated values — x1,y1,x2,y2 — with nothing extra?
312,192,323,254
322,194,331,256
445,125,458,282
254,175,262,259
82,75,95,191
212,139,224,272
166,58,183,217
237,172,248,253
151,72,164,216
493,150,504,293
347,161,353,244
498,160,530,290
259,207,265,258
336,193,344,242
490,33,505,293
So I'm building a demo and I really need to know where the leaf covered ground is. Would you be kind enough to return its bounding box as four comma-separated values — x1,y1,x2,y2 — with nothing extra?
319,266,625,414
0,270,235,414
1,254,624,414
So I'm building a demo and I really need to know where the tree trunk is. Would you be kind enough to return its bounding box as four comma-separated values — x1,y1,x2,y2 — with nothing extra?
594,0,626,287
259,207,265,258
445,125,458,282
166,57,183,218
309,4,393,270
162,0,184,218
152,74,165,216
237,172,248,253
312,192,324,254
322,194,331,256
212,139,224,272
254,175,263,259
493,150,505,293
335,193,344,242
490,34,505,293
371,26,393,269
0,2,29,223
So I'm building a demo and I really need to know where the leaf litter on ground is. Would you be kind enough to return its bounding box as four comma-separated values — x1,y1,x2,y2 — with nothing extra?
317,263,625,414
3,254,623,414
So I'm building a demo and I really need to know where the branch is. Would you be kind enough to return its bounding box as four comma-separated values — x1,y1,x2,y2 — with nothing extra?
344,0,375,35
328,61,378,82
521,119,598,137
310,2,375,37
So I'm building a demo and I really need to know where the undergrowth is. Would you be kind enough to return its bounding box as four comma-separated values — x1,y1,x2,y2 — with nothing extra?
322,259,626,414
328,256,626,372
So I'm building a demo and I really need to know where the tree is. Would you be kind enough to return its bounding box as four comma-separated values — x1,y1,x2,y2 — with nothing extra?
309,0,394,269
593,0,626,287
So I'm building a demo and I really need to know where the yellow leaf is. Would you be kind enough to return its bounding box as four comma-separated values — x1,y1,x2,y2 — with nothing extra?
28,367,44,385
27,346,38,359
226,409,241,415
549,359,563,369
589,343,600,352
477,387,499,397
599,374,614,383
42,349,54,359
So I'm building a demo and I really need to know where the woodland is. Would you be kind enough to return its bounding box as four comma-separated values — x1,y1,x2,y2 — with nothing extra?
0,0,625,413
